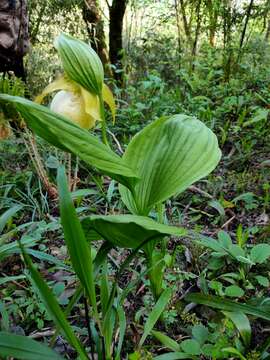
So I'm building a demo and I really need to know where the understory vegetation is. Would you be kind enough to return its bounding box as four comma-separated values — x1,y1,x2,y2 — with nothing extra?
0,0,270,359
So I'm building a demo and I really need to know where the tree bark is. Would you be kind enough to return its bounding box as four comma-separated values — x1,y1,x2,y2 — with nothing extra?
83,0,112,77
109,0,128,84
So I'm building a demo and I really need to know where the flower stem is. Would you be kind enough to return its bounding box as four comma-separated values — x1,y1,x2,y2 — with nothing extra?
99,94,110,148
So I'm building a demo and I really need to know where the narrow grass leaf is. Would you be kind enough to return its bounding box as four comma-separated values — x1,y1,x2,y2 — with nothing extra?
151,330,181,351
20,248,88,359
115,303,126,360
57,166,98,318
186,293,270,321
0,205,22,234
139,288,172,347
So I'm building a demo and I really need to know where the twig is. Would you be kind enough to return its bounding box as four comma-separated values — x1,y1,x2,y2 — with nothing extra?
107,129,124,154
221,215,236,229
30,329,55,339
188,185,213,199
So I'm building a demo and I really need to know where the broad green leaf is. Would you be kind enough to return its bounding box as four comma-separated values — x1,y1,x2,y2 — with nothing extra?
20,248,88,359
186,293,270,321
139,288,172,347
197,235,227,254
255,275,269,287
81,214,186,248
151,330,181,351
191,324,209,345
224,285,244,298
250,244,270,264
217,231,232,248
0,94,138,190
223,311,251,347
154,353,192,360
0,332,64,360
119,115,221,215
0,205,22,234
57,166,98,318
55,33,104,95
180,339,201,355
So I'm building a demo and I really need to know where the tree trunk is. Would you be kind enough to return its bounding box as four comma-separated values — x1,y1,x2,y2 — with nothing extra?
179,0,192,44
191,0,202,68
238,0,254,54
109,0,128,84
266,19,270,40
174,0,182,68
83,0,112,77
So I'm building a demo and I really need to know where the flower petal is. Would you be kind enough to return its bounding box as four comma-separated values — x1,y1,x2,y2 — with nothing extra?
102,84,116,123
35,76,77,104
80,87,101,122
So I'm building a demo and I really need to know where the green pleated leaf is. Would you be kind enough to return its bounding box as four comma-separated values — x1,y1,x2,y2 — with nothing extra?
55,33,104,95
0,94,138,190
0,332,64,360
186,293,270,321
119,115,221,215
81,214,187,248
20,247,88,360
139,288,172,347
57,166,98,318
223,311,251,347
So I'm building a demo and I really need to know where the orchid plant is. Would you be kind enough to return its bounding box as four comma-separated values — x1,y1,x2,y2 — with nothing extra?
0,33,221,359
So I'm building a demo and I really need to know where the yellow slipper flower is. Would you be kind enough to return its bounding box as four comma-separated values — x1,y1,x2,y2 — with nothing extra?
35,76,115,130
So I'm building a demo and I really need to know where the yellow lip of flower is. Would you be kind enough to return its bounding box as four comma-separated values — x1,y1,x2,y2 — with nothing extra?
35,76,116,130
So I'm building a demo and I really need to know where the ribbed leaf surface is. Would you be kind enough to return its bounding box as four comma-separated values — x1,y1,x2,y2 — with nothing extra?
81,214,186,248
119,115,221,215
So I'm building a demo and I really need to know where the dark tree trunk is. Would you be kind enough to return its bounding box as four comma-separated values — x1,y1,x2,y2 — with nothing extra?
83,0,112,77
109,0,128,84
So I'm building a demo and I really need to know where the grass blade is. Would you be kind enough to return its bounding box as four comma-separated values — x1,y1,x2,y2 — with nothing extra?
0,205,22,234
20,246,89,360
151,330,181,351
186,293,270,321
57,166,98,322
139,288,172,347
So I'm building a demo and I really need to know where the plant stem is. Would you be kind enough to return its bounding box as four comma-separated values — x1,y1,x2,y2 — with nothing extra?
99,94,110,148
83,295,95,360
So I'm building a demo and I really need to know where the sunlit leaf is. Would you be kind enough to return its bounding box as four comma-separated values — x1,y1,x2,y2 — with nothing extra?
0,94,138,190
119,115,221,215
81,214,186,248
55,33,104,95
